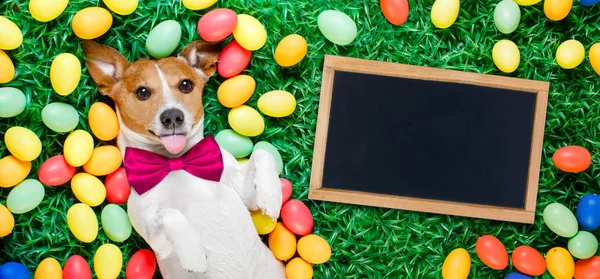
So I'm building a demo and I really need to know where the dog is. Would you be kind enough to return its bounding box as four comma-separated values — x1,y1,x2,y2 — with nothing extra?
81,40,287,279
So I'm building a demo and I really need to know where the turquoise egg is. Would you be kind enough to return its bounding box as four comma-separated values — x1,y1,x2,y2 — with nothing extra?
146,20,182,58
317,10,357,45
568,231,598,259
101,204,132,242
7,179,45,214
42,102,80,133
253,141,283,174
0,87,26,118
543,202,578,238
494,0,521,34
215,129,254,158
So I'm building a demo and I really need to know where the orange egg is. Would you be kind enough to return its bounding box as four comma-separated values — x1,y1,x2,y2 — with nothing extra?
0,203,14,237
297,234,331,264
475,235,508,270
268,222,297,261
34,257,63,279
88,102,119,141
82,145,123,176
512,246,547,276
0,155,31,188
552,146,591,173
544,0,572,21
285,257,313,279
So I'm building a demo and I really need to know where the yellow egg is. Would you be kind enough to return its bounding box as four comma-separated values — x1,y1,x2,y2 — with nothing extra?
514,0,541,5
29,0,69,22
589,43,600,76
442,248,470,279
275,34,308,67
257,90,297,118
285,257,313,279
88,102,119,141
94,244,123,279
237,158,249,165
71,173,107,207
0,50,15,84
0,203,15,237
217,75,256,108
103,0,138,15
297,234,331,264
228,105,265,137
0,155,31,188
83,146,122,176
0,16,23,50
431,0,460,29
232,14,267,51
64,130,95,167
556,39,584,69
268,222,297,261
67,203,98,243
182,0,217,10
251,211,277,235
72,7,113,39
544,0,572,21
5,126,42,162
492,39,520,73
50,53,81,96
34,257,63,279
546,247,574,279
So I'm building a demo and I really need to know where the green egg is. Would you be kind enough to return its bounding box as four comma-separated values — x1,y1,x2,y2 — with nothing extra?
101,204,132,243
7,179,45,214
543,203,578,238
42,102,80,133
494,0,521,34
253,141,283,174
317,10,357,46
0,87,26,118
146,20,182,58
215,129,254,158
568,231,598,259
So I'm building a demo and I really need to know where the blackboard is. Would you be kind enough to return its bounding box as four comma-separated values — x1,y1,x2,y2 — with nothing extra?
309,55,549,224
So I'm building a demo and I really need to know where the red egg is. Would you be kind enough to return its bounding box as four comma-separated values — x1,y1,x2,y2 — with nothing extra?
512,246,547,276
105,167,131,204
575,256,600,279
38,154,77,186
281,199,313,236
280,178,292,205
552,145,592,173
218,40,251,78
475,235,508,270
198,8,238,42
63,254,92,279
380,0,409,26
126,249,157,279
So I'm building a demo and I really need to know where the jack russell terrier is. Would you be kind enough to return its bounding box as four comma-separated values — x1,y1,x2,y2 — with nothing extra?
81,40,287,279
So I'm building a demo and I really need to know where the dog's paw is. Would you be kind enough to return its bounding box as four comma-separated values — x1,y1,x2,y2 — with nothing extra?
180,254,208,275
254,173,283,220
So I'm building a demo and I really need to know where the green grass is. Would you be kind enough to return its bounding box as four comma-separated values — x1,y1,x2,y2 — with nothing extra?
1,0,600,278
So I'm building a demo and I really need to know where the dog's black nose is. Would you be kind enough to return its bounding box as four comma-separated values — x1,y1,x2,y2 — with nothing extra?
160,109,184,128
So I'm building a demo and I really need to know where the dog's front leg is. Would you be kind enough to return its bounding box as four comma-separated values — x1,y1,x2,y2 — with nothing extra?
161,208,208,274
247,149,283,220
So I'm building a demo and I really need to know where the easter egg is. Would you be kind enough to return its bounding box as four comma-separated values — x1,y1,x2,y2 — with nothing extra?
494,0,521,34
0,155,31,188
552,146,591,172
101,204,132,242
103,0,138,15
0,262,30,279
7,179,45,214
63,255,92,279
232,14,267,51
0,203,14,237
589,43,600,76
34,257,63,279
146,20,181,59
257,90,296,117
253,141,284,174
251,211,277,235
218,40,251,78
88,102,119,141
29,0,68,22
64,130,95,167
67,203,98,243
513,0,541,5
198,8,237,42
268,222,297,261
297,234,331,264
556,40,585,69
568,231,598,259
274,34,308,67
237,158,249,165
543,202,578,238
431,0,460,29
50,53,81,96
0,87,26,117
126,249,157,279
317,10,357,45
575,256,600,279
105,168,131,204
512,246,546,276
94,244,123,279
544,0,572,20
0,50,15,83
475,235,508,270
442,248,470,279
72,7,113,39
183,0,217,10
0,16,23,50
215,129,254,158
285,257,313,279
217,75,256,108
546,247,575,279
492,39,520,73
576,194,600,231
228,105,265,137
281,199,313,236
504,272,532,279
83,145,123,176
38,155,76,186
5,126,42,161
579,0,600,5
71,173,107,207
281,178,292,205
42,102,80,132
380,0,409,26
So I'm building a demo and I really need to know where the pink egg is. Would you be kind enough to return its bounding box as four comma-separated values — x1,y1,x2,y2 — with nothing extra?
218,40,251,78
197,8,238,42
280,178,292,205
105,167,131,204
38,154,77,186
63,255,92,279
281,199,314,236
126,249,156,279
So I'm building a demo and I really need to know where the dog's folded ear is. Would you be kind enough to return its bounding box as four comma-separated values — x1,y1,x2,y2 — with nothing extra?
81,40,132,98
177,40,221,81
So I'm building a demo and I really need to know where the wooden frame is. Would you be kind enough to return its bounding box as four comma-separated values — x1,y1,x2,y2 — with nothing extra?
309,55,550,224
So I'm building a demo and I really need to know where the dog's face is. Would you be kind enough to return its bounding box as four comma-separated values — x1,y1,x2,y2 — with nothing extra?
82,40,220,155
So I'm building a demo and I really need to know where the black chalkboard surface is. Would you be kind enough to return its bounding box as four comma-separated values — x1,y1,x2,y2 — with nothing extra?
309,55,549,224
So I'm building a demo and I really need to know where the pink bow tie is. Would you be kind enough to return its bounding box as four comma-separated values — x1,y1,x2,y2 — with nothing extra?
123,135,224,195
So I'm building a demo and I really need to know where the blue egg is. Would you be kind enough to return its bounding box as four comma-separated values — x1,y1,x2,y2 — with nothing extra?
0,262,30,279
576,193,600,231
504,272,532,279
579,0,600,6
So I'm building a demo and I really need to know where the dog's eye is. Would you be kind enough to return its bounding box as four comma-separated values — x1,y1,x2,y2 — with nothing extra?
179,79,194,93
136,87,151,100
